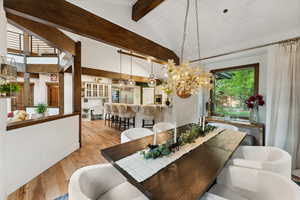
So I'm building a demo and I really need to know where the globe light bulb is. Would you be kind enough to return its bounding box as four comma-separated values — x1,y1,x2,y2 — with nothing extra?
119,80,125,88
127,78,136,87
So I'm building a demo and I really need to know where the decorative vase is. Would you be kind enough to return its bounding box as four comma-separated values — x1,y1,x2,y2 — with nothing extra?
176,90,191,99
249,108,259,123
165,98,171,106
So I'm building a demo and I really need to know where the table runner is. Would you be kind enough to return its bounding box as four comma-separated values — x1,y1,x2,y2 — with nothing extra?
116,128,225,182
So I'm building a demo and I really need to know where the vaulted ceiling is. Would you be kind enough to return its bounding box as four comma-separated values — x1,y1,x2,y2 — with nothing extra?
67,0,300,61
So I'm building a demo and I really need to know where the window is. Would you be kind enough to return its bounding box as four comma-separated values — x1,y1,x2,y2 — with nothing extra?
210,63,259,119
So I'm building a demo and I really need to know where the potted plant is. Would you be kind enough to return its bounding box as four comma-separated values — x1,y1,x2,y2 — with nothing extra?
0,83,20,97
35,103,48,118
245,94,265,123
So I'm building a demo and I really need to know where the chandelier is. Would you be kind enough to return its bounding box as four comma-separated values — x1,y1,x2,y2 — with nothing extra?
164,0,213,98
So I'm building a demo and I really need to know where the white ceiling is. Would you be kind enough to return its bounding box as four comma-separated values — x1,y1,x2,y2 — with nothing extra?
49,0,300,60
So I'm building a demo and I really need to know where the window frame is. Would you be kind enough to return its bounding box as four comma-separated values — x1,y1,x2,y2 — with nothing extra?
209,63,260,120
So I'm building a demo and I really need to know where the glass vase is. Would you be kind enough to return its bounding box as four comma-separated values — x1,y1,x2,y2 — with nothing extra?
249,108,259,123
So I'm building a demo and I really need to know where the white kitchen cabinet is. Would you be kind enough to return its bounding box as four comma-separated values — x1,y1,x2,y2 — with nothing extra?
83,82,109,98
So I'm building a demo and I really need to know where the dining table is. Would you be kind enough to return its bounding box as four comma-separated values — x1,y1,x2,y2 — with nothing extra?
101,123,246,200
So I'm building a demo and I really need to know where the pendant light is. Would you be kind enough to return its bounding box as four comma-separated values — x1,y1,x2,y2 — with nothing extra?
127,53,136,86
164,0,213,98
118,50,125,88
148,62,156,87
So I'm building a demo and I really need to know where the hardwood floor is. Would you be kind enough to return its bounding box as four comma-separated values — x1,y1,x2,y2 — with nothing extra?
8,120,120,200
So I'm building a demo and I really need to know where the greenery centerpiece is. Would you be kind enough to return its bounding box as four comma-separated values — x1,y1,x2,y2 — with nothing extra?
141,124,217,159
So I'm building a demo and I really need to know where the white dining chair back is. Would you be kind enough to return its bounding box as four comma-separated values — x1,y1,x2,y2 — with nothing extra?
153,122,175,133
209,166,300,200
208,123,238,131
199,192,229,200
69,164,148,200
229,146,292,178
121,128,153,143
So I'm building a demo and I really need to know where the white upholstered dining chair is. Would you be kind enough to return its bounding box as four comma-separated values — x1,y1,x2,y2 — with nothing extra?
208,122,238,131
69,164,149,200
153,122,175,133
229,146,292,178
199,193,229,200
209,166,300,200
121,128,153,143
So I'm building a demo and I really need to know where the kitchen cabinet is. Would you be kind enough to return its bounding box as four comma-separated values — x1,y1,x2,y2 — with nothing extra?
83,82,109,98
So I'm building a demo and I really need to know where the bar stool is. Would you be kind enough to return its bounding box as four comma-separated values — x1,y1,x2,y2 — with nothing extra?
118,104,128,130
104,103,112,126
126,105,137,128
111,103,120,128
140,105,157,128
118,105,137,130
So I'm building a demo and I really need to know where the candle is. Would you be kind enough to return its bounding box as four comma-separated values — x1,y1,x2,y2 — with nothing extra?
202,116,205,131
174,122,177,143
153,130,157,145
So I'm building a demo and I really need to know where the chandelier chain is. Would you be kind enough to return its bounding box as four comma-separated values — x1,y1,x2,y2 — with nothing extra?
119,50,122,79
151,62,154,74
180,0,190,62
130,52,133,78
195,0,201,60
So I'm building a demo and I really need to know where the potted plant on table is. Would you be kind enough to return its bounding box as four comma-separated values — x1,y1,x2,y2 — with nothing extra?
245,94,265,123
35,103,48,118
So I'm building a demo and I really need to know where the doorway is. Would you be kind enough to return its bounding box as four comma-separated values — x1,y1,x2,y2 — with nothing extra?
11,82,34,111
47,83,59,107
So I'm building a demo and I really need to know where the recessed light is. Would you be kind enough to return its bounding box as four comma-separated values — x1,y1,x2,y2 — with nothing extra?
223,9,228,14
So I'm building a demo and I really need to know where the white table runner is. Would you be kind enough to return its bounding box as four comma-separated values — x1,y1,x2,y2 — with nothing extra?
116,128,225,182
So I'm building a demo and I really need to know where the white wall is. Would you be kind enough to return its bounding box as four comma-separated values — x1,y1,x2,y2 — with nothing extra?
64,73,73,114
6,115,80,194
0,0,8,198
173,94,199,126
62,31,161,78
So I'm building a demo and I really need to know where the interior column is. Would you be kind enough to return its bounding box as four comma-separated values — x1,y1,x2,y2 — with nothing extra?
23,32,31,107
0,0,8,199
73,41,82,146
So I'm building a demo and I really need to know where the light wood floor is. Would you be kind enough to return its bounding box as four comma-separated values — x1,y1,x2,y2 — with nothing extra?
8,120,121,200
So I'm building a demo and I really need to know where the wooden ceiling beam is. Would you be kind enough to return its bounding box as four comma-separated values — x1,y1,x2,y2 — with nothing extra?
6,13,76,56
65,66,150,83
26,64,61,73
4,0,179,64
118,50,166,65
132,0,165,22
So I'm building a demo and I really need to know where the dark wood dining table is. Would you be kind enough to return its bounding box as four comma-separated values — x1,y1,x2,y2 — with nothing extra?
101,124,246,200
